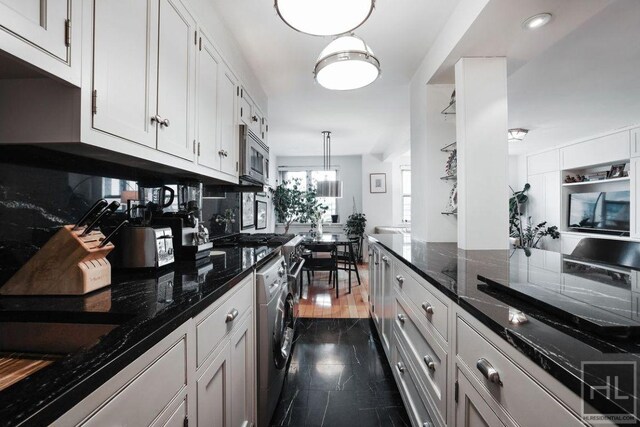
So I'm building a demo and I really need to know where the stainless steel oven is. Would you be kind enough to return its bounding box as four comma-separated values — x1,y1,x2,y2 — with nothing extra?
239,124,269,185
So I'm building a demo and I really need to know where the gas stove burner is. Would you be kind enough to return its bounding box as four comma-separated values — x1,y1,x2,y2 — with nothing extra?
211,233,297,248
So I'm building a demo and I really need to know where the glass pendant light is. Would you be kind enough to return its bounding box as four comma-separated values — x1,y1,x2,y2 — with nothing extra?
314,34,381,91
274,0,375,37
316,131,343,198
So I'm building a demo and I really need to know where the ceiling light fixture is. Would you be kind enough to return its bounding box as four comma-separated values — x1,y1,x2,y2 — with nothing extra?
522,13,552,30
508,128,529,143
274,0,375,36
314,34,381,91
316,131,343,198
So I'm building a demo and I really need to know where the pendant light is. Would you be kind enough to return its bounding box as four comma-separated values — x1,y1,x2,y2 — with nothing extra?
274,0,375,37
316,131,343,198
314,34,381,91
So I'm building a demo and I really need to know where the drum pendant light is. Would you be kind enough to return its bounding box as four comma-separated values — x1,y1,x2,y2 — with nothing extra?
316,131,343,198
314,34,381,91
274,0,375,37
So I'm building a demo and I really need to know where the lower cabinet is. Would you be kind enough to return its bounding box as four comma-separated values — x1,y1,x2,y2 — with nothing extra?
197,340,231,427
455,371,506,427
230,314,255,427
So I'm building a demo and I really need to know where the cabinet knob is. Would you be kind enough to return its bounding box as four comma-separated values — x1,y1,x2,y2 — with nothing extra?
396,362,406,374
395,275,405,285
225,308,239,323
381,255,389,264
476,358,502,386
218,150,225,156
161,118,170,127
423,355,436,371
421,302,434,315
151,114,163,124
397,314,406,324
224,150,229,157
251,115,258,122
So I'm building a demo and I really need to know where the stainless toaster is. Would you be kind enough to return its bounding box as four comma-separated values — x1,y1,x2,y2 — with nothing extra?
111,227,175,269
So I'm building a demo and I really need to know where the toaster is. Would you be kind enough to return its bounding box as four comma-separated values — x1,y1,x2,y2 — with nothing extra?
110,227,175,269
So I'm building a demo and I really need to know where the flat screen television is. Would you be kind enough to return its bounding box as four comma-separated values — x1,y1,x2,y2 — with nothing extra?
568,191,630,234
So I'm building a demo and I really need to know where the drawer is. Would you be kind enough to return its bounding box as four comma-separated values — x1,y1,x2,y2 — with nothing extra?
395,263,448,342
395,293,447,422
391,332,436,427
196,275,253,367
456,316,584,427
82,337,186,426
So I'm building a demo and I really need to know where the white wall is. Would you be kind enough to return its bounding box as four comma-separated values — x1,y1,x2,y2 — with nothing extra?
275,155,363,224
362,154,394,234
509,154,527,193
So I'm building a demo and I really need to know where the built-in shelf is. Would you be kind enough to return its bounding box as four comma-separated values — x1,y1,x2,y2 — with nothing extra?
441,101,456,115
440,175,457,181
441,210,457,216
562,176,629,187
440,141,456,152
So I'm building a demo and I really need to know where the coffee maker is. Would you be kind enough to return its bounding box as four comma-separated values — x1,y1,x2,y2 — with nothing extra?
153,183,212,261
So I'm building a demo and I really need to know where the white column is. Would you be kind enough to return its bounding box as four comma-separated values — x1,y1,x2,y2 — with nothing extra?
455,57,509,250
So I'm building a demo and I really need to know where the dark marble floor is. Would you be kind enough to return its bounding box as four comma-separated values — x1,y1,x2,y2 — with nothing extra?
270,318,411,427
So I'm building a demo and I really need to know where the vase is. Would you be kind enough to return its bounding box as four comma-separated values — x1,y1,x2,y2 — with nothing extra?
225,221,232,234
317,221,323,236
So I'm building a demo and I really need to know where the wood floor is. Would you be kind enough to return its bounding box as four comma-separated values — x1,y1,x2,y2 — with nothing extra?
297,264,370,318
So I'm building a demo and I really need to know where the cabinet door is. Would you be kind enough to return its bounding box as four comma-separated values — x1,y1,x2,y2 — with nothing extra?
252,107,264,139
93,0,159,148
156,0,196,161
261,116,269,145
238,88,252,127
0,0,69,61
632,128,640,158
632,158,640,238
371,247,382,328
218,66,239,177
196,31,221,171
197,341,231,427
380,253,393,354
230,314,255,427
455,372,507,427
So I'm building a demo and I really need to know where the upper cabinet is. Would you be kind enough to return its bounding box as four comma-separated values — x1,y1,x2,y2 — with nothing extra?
196,30,221,171
560,130,630,170
238,86,268,145
0,0,80,85
631,127,640,158
218,66,239,177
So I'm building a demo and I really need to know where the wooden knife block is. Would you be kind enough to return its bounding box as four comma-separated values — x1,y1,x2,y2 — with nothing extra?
0,225,114,296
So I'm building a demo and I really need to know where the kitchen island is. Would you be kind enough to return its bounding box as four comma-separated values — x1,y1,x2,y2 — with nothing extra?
368,233,639,426
0,244,279,426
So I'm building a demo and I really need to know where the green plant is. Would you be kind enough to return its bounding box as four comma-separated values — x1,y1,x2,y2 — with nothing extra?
344,213,367,238
270,179,327,233
509,183,560,249
519,218,560,249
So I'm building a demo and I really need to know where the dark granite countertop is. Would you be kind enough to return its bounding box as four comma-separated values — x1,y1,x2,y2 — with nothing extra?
368,234,640,424
0,244,279,426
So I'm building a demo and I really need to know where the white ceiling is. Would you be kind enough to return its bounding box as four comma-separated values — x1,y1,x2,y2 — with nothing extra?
429,0,640,156
211,0,460,156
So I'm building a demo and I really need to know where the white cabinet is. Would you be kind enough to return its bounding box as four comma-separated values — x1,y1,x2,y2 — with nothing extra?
238,87,252,127
527,149,559,176
196,30,221,171
0,0,79,84
238,86,268,144
631,158,640,238
156,0,196,161
380,251,393,356
230,314,255,427
455,371,507,427
198,340,231,427
526,171,560,250
560,130,630,169
369,245,381,328
218,66,239,177
92,0,159,148
632,128,640,158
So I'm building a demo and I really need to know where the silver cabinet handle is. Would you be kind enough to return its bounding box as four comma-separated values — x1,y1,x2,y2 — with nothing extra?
421,302,434,315
423,355,435,371
224,150,229,157
382,255,389,264
422,422,433,427
218,150,225,156
225,308,239,323
476,358,502,386
395,275,404,285
151,114,163,124
397,314,406,324
396,362,405,373
161,118,170,127
251,115,258,122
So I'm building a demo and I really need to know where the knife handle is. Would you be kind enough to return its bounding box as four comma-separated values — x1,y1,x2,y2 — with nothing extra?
81,201,120,236
73,199,108,230
99,220,129,248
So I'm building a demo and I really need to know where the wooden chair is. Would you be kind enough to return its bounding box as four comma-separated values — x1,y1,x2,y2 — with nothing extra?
301,243,339,298
336,237,361,293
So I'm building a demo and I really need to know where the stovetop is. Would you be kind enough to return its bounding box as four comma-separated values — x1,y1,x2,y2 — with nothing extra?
211,233,296,247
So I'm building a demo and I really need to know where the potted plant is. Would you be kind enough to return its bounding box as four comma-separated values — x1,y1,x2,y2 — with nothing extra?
344,212,367,261
509,183,560,251
270,178,327,234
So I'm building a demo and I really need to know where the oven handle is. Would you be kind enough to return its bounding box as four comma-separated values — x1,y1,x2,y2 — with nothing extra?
288,258,305,281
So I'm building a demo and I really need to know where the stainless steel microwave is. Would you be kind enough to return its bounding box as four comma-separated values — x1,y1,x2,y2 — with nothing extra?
239,125,269,185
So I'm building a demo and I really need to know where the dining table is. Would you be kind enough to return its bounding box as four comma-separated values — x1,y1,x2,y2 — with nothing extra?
298,232,362,290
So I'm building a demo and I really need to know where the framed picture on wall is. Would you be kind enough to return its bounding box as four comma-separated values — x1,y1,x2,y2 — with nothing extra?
370,173,387,193
255,200,267,230
241,193,255,229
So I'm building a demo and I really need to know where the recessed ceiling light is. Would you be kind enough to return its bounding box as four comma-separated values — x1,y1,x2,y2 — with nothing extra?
522,13,552,30
274,0,375,37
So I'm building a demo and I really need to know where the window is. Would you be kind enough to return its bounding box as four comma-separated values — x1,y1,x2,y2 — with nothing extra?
401,167,411,223
280,168,338,222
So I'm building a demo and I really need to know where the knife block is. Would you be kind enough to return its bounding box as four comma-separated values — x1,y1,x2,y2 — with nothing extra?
0,225,114,296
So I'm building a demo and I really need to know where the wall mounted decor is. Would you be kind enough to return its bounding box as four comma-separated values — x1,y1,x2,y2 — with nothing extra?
241,192,255,229
255,200,267,230
369,173,386,193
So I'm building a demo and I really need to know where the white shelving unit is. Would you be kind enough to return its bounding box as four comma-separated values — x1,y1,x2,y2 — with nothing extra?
562,176,629,187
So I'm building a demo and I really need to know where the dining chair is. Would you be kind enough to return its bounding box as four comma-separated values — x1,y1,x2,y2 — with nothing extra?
336,237,361,293
301,242,339,298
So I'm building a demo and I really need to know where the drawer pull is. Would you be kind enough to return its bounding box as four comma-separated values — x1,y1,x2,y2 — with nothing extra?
225,308,239,323
397,314,406,324
382,255,389,264
422,423,433,427
423,355,436,371
396,362,406,373
476,358,503,386
421,302,434,315
395,275,405,285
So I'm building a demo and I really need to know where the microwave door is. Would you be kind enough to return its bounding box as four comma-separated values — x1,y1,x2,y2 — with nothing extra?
251,148,264,176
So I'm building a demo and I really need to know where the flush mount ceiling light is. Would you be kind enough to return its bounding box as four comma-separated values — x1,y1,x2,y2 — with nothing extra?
316,131,343,198
274,0,375,36
314,34,381,91
508,128,529,143
522,13,552,30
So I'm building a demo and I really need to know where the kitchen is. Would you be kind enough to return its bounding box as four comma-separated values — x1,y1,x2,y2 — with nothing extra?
1,0,640,426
